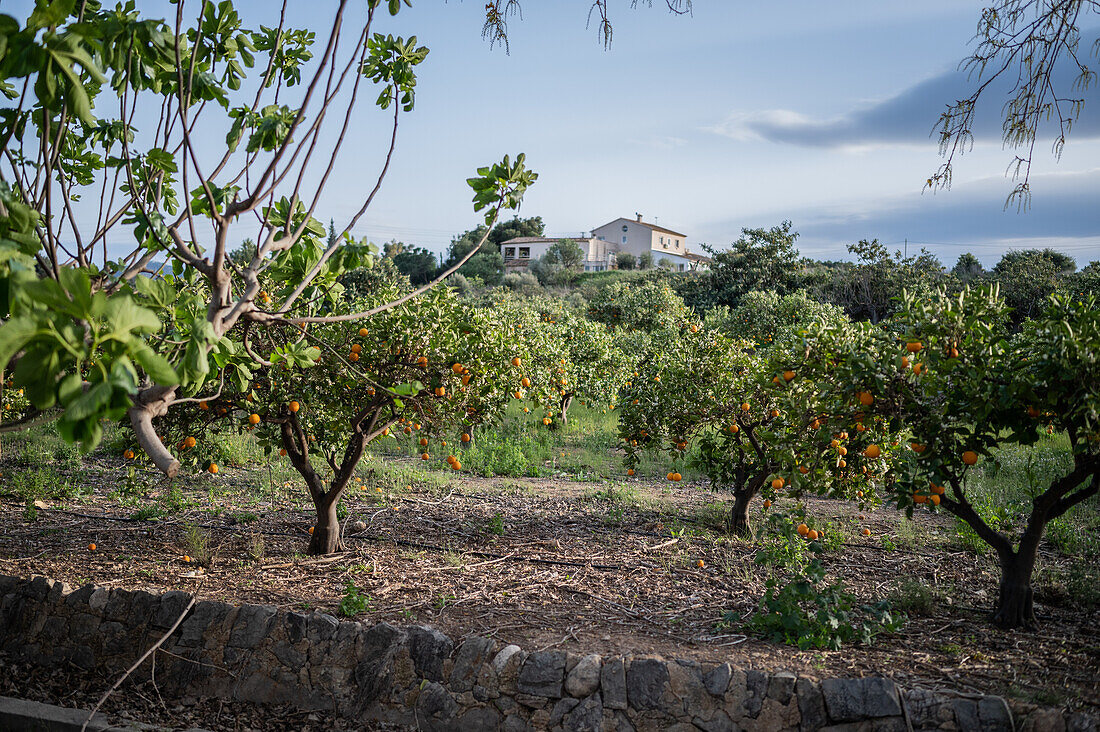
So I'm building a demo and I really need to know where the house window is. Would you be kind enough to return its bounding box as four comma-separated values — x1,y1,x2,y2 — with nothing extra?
621,225,628,232
621,236,627,244
519,247,530,259
663,239,669,249
504,247,515,260
679,263,685,272
675,239,680,248
659,236,664,245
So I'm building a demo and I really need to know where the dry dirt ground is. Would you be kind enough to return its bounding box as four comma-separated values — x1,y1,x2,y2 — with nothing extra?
0,457,1096,729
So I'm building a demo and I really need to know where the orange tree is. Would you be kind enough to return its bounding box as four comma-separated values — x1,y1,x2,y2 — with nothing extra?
618,322,894,534
802,285,1100,628
156,282,514,554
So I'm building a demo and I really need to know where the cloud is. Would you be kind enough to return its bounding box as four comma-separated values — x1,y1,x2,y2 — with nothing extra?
703,169,1100,266
708,31,1100,149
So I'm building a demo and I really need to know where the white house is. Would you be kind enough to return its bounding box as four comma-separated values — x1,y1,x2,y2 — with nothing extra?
501,236,611,271
589,214,709,272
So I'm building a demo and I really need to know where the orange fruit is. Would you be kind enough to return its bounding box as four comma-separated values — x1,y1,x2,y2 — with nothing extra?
183,555,191,563
350,344,362,354
446,455,457,465
838,459,847,469
830,439,839,448
421,453,430,460
799,466,809,475
906,341,923,353
452,461,462,470
861,528,871,537
838,446,847,456
695,559,705,568
763,499,772,509
667,472,675,481
123,449,135,460
772,376,780,385
417,356,428,367
248,413,261,425
461,374,472,386
770,409,780,418
930,483,945,495
797,523,809,536
858,391,874,406
199,400,209,410
88,543,96,551
807,529,819,541
910,443,925,453
208,463,219,474
289,401,300,412
864,444,881,459
521,377,531,388
740,402,750,412
452,363,464,374
771,477,784,490
914,494,928,504
961,450,978,466
279,448,287,456
511,357,522,367
930,494,941,505
901,356,910,369
783,370,795,382
308,526,314,535
359,327,369,337
419,437,428,446
349,352,360,362
627,468,635,476
183,436,197,449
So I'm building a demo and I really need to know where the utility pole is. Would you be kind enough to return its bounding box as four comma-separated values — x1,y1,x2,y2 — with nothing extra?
904,238,908,258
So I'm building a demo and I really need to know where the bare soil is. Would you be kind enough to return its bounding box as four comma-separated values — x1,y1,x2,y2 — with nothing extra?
0,456,1097,729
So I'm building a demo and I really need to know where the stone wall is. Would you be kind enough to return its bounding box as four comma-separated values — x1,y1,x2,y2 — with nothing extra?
0,575,1094,731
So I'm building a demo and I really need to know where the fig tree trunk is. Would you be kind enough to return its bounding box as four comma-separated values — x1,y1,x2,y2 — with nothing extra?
308,499,344,555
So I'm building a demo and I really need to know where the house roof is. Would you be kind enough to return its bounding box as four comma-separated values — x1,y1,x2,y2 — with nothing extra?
596,217,687,238
501,236,584,245
682,252,712,263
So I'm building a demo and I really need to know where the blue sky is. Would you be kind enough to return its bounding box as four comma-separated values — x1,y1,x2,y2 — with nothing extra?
10,1,1100,267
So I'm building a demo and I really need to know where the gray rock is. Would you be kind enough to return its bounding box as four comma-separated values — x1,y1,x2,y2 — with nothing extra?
88,587,110,613
451,637,498,692
516,693,550,709
668,659,710,716
797,677,828,731
63,584,95,610
284,611,308,643
69,612,100,642
178,600,228,648
416,681,458,731
352,622,406,710
601,658,627,710
563,694,603,732
705,663,732,696
227,604,277,648
821,677,902,723
153,590,193,629
271,640,305,670
1067,711,1100,732
818,719,907,732
744,669,767,718
456,706,502,731
565,654,601,698
693,710,736,732
494,644,524,674
306,611,340,645
549,697,581,727
626,658,669,711
977,696,1013,732
409,626,454,682
97,621,128,655
768,671,797,705
517,651,567,698
503,714,529,732
605,709,637,732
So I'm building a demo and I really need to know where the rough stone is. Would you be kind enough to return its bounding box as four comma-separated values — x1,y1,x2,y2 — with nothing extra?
455,706,502,731
408,626,454,682
705,663,733,696
818,720,907,732
516,693,550,709
88,587,110,613
562,694,603,732
797,677,828,731
977,695,1013,732
693,710,736,732
451,636,498,692
153,590,193,629
306,611,340,645
744,669,768,718
503,714,529,732
494,645,527,694
1067,712,1099,732
178,600,228,648
667,659,709,716
227,604,277,648
821,677,902,723
352,622,406,711
1020,708,1066,732
601,657,627,710
626,657,669,711
564,654,601,698
549,697,581,727
517,651,566,698
416,681,458,731
768,671,797,705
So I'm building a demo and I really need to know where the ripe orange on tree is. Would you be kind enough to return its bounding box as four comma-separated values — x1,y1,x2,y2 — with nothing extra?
183,436,197,449
208,463,219,474
858,391,874,406
864,444,881,458
123,449,135,459
962,450,979,466
461,433,471,443
511,356,522,367
421,453,429,460
248,413,261,425
906,341,923,353
358,327,369,337
783,370,795,381
627,468,635,476
771,477,784,490
289,401,300,412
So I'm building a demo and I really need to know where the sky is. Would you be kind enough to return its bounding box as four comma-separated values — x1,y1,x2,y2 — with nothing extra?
10,1,1100,268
